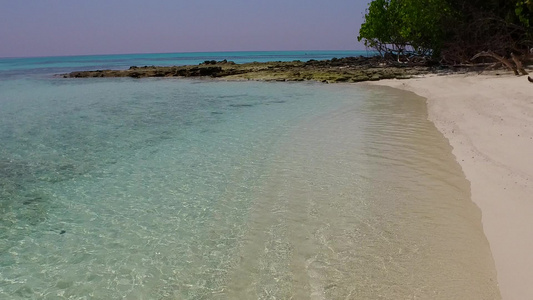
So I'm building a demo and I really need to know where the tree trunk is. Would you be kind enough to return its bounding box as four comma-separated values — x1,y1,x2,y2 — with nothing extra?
511,53,529,75
472,51,519,75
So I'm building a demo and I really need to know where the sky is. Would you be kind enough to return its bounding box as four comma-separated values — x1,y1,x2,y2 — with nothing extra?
0,0,370,58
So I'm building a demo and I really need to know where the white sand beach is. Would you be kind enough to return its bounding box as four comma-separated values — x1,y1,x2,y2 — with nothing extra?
370,74,533,300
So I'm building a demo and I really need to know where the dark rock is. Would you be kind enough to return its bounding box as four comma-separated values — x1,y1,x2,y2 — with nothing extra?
61,55,436,82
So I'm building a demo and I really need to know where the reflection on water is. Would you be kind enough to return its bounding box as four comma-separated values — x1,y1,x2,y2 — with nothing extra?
0,79,499,299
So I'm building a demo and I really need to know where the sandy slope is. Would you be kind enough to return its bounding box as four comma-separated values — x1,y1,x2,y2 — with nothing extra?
369,74,533,300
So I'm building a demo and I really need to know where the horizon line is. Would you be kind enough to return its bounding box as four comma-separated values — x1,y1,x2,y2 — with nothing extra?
0,49,371,60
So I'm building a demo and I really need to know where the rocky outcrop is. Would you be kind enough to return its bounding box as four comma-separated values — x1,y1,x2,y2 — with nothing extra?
61,56,439,83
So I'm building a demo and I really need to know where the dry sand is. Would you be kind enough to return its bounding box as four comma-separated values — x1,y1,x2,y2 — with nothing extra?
369,73,533,299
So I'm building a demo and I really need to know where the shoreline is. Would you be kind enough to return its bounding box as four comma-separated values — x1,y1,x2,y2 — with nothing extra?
60,56,439,83
57,55,533,297
369,73,533,300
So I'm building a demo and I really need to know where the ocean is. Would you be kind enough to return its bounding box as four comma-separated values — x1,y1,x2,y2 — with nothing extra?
0,51,499,299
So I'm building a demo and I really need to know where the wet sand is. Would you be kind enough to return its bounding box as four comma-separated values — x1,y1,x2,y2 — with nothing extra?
370,74,533,300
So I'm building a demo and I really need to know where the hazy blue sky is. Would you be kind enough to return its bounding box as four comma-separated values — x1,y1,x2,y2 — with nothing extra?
0,0,370,57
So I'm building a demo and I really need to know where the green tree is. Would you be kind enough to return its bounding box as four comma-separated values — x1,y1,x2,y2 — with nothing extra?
442,0,532,63
360,0,532,64
358,0,451,58
515,0,533,28
357,0,402,55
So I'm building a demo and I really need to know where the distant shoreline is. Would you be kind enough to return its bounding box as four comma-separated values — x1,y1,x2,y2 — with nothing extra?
60,56,442,83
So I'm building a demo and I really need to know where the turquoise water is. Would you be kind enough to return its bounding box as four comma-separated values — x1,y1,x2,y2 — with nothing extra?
0,52,499,299
0,50,373,79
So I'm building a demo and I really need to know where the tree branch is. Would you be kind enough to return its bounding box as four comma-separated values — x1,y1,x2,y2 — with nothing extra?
471,51,519,75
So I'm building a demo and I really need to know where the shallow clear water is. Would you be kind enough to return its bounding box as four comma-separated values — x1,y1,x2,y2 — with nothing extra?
0,53,499,299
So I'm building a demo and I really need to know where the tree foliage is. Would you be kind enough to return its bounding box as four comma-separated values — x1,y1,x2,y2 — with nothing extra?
358,0,533,64
515,0,533,28
358,0,450,58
